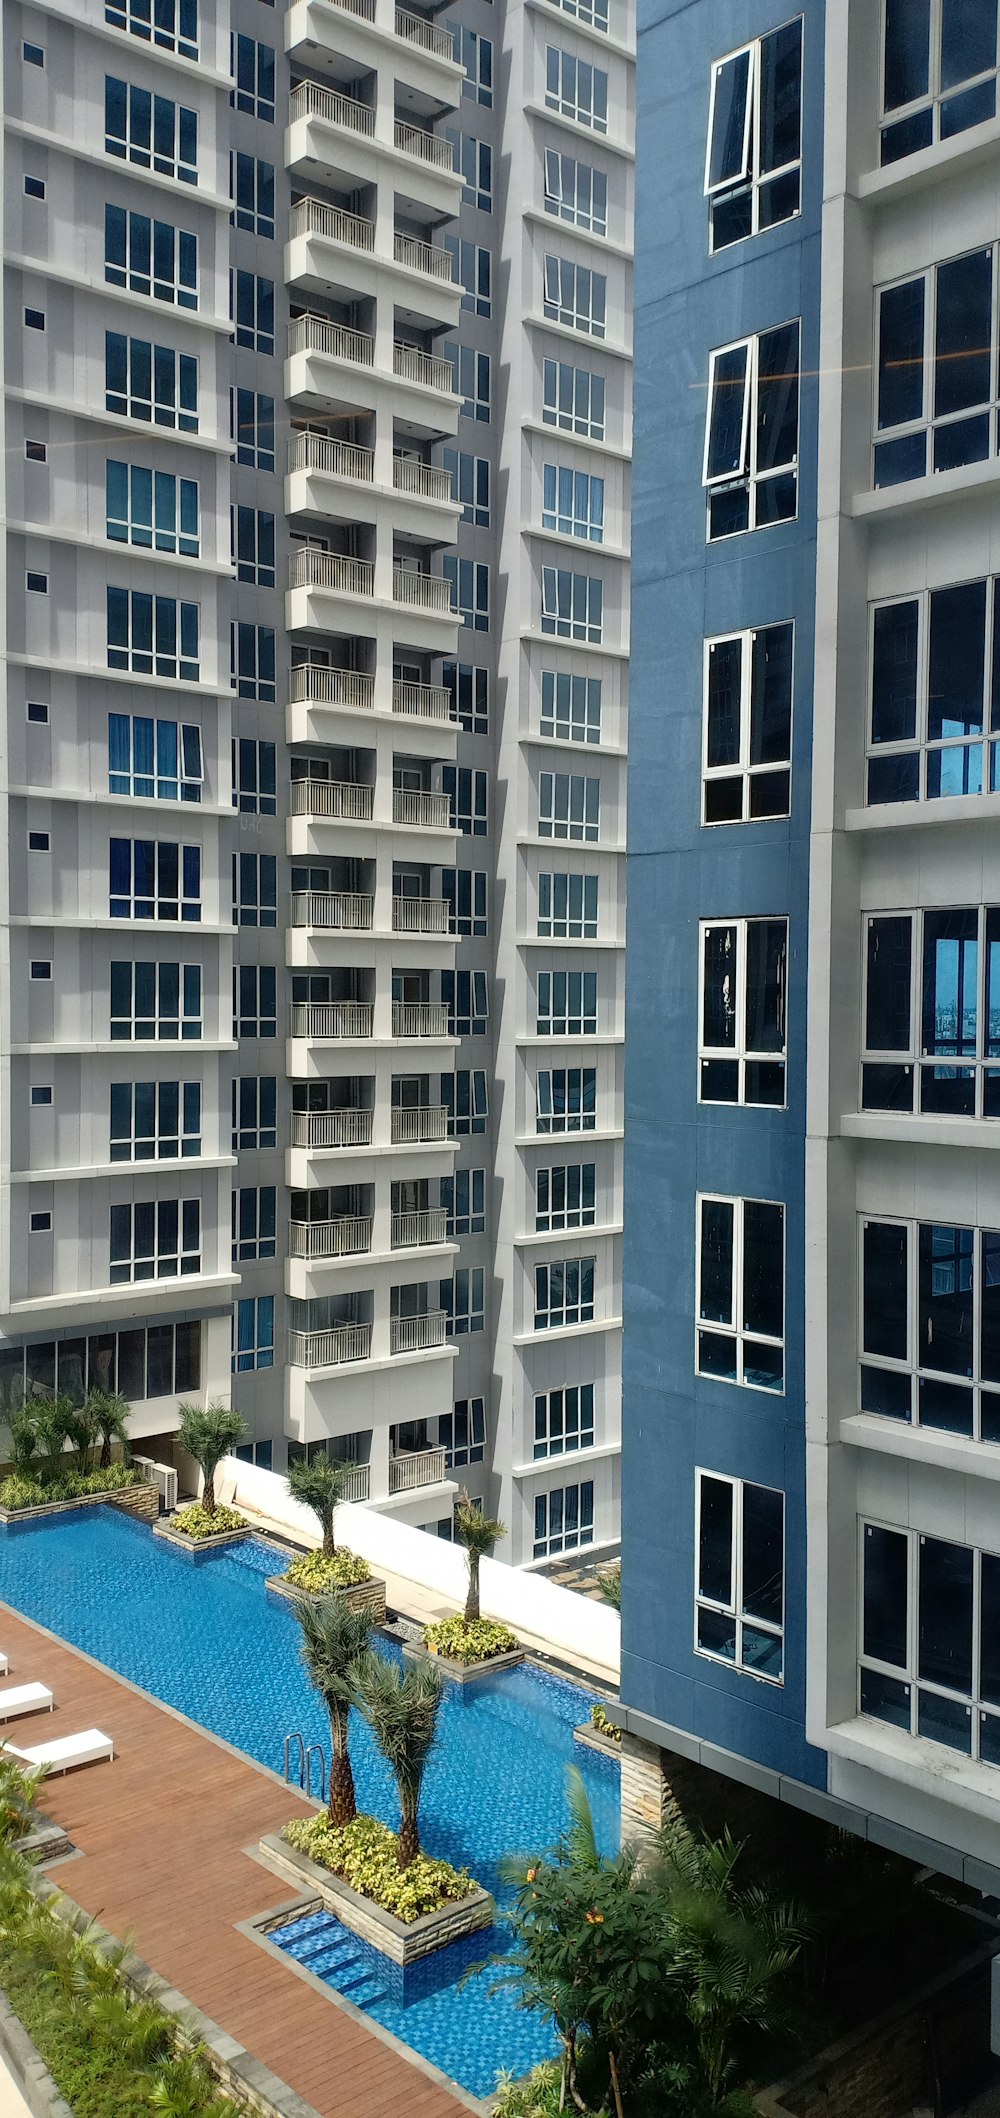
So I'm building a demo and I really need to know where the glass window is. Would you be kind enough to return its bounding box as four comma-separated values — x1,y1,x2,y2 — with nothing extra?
234,964,277,1039
110,1078,201,1160
444,238,491,316
233,622,276,703
107,589,199,681
105,332,198,432
231,34,275,122
859,1213,1000,1442
109,838,201,922
106,0,197,59
533,1479,594,1556
544,255,607,337
105,76,197,182
538,873,599,940
533,1383,595,1457
880,0,999,165
545,46,608,131
231,1076,277,1150
439,1396,486,1469
536,1162,596,1231
445,342,491,421
539,770,600,840
233,269,274,354
442,969,488,1036
442,868,488,936
705,20,802,250
443,765,487,834
232,1185,276,1262
448,130,492,209
443,449,490,527
111,959,201,1041
542,464,604,542
444,1069,488,1135
452,25,492,103
860,1520,1000,1765
536,1066,596,1132
109,1197,200,1282
862,905,1000,1119
443,661,488,733
232,738,276,815
703,622,793,822
541,567,603,642
704,322,800,539
874,249,998,487
105,205,197,308
543,0,608,33
230,151,275,237
440,1169,485,1235
232,1295,275,1372
106,462,199,557
700,917,787,1106
543,360,606,441
697,1194,785,1391
534,1256,595,1329
109,714,202,801
544,152,608,235
541,671,602,743
867,580,1000,804
443,556,490,629
537,969,598,1036
234,389,275,471
696,1472,785,1681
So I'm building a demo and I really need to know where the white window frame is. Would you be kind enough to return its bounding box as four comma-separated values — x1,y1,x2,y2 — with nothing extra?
867,583,1000,804
543,359,606,441
442,867,488,936
541,566,603,642
698,916,788,1107
110,1078,201,1160
538,872,599,939
695,1469,785,1683
110,959,202,1041
442,1168,485,1235
874,252,1000,486
858,1518,1000,1765
534,1254,595,1330
447,1068,488,1135
232,1075,277,1151
535,1161,597,1231
104,205,198,308
443,968,489,1036
231,149,275,237
544,151,608,235
234,962,277,1039
106,0,197,61
233,736,277,816
539,768,600,840
544,255,607,338
444,660,489,733
439,1395,486,1468
105,331,198,431
449,130,492,209
106,461,200,557
443,449,490,527
541,670,603,743
703,322,800,538
704,20,803,252
537,969,598,1037
543,0,608,34
702,623,794,824
233,851,277,929
545,46,609,132
108,712,203,801
109,1197,201,1283
231,33,275,122
878,2,1000,162
536,1065,597,1133
695,1192,785,1393
533,1382,596,1457
532,1478,595,1557
861,905,1000,1120
105,76,197,182
542,463,605,542
445,1265,485,1334
858,1213,1000,1444
232,1183,277,1262
446,342,491,421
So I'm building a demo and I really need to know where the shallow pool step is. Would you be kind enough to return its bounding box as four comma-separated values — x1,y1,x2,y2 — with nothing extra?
285,1923,388,2007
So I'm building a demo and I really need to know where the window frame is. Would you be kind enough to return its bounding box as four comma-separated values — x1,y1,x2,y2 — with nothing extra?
544,254,607,338
879,1,1000,166
541,566,604,642
536,1065,597,1133
703,322,800,540
702,623,794,824
110,959,202,1042
545,45,609,132
105,332,198,432
536,1161,597,1231
105,0,198,61
533,1382,595,1457
695,1469,785,1683
704,19,803,253
538,872,599,940
861,905,1000,1120
109,1196,201,1282
859,1517,1000,1765
104,203,197,308
105,75,197,183
543,359,606,441
541,670,603,743
110,1078,201,1161
533,1478,595,1557
695,1192,786,1393
858,1212,1000,1443
699,916,788,1108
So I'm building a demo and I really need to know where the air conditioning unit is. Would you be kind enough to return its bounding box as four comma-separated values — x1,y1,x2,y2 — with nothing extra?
132,1456,179,1514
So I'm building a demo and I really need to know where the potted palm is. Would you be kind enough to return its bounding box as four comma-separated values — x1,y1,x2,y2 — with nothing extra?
353,1651,442,1868
158,1402,249,1547
422,1492,524,1680
293,1592,374,1823
267,1457,386,1618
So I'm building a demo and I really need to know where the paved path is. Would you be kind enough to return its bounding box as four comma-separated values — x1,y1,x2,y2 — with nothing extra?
0,2058,31,2117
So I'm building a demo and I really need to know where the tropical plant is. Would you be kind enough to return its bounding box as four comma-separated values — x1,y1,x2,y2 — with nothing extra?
284,1547,371,1594
454,1490,506,1623
25,1397,74,1483
424,1615,517,1664
282,1812,472,1922
353,1651,442,1869
598,1565,622,1612
171,1502,246,1540
292,1592,375,1825
0,1752,45,1843
287,1454,359,1558
177,1401,246,1514
8,1410,40,1479
62,1401,100,1477
87,1390,132,1471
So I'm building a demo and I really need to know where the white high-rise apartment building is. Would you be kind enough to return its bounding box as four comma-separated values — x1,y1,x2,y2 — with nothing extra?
1,0,631,1563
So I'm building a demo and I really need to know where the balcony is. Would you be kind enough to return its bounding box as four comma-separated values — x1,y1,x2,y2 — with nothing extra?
389,1310,447,1353
393,343,455,395
288,1323,373,1368
392,1000,450,1037
290,79,375,138
388,1444,448,1491
394,7,453,57
392,678,452,722
290,196,376,254
290,890,374,930
288,431,375,485
290,665,375,712
338,1462,372,1501
289,314,375,370
392,895,449,934
392,568,453,615
289,549,375,599
289,1216,374,1259
391,1208,448,1248
392,458,454,503
290,1107,374,1147
392,787,451,828
393,231,455,284
390,1104,448,1143
289,1004,374,1042
393,119,454,172
291,778,375,821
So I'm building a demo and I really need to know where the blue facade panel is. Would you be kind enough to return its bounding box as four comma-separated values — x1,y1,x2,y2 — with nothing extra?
622,0,827,1786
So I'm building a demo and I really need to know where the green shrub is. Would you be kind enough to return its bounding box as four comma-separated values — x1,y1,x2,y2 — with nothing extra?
170,1502,246,1540
0,1477,46,1510
423,1615,518,1663
282,1812,475,1921
0,1464,145,1512
590,1702,622,1743
283,1546,371,1592
492,2061,574,2118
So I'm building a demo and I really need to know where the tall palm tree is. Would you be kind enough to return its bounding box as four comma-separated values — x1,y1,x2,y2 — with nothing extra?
63,1401,100,1477
287,1455,358,1557
293,1593,374,1824
177,1401,246,1514
454,1490,505,1623
27,1397,74,1483
86,1389,132,1471
354,1651,442,1869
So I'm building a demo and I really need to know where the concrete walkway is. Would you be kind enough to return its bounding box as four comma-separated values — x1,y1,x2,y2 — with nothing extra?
0,2058,31,2118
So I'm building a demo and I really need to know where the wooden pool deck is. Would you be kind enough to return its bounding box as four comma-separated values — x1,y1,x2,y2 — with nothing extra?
0,1602,473,2118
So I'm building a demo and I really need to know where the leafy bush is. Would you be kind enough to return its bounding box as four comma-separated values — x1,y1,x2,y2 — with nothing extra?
170,1503,246,1540
0,1477,46,1510
282,1812,475,1922
590,1702,622,1743
0,1464,144,1512
284,1546,371,1593
493,2061,575,2118
423,1615,518,1664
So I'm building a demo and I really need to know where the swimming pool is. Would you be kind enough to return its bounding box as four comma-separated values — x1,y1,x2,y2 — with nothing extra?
0,1506,619,2095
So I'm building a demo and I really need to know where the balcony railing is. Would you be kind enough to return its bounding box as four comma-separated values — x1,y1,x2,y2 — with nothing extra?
290,1003,374,1042
288,432,374,483
290,1107,374,1147
393,232,455,283
291,196,376,252
288,1323,373,1368
393,119,454,171
392,457,454,502
290,890,374,929
289,1216,374,1259
392,678,452,721
289,549,374,598
388,1444,448,1491
289,314,375,368
291,777,375,821
390,1311,448,1354
392,568,454,614
391,1208,448,1248
325,0,375,20
392,894,449,934
290,79,375,137
393,342,455,394
392,787,451,828
290,665,375,711
390,1104,448,1143
336,1462,372,1501
392,1000,450,1037
394,7,454,57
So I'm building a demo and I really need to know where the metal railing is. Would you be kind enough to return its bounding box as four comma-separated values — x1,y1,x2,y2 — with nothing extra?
290,890,374,929
289,1216,374,1259
290,665,375,711
289,549,374,597
392,787,451,828
391,1208,448,1248
392,894,449,933
394,7,454,57
290,79,375,136
392,567,454,614
289,1004,374,1043
289,314,375,368
389,1311,447,1354
393,342,455,394
392,678,452,720
290,197,376,251
390,1104,448,1143
291,777,375,821
392,1000,450,1037
337,1463,372,1501
393,231,455,282
393,119,454,170
290,1107,374,1147
288,1322,373,1368
288,432,374,484
388,1445,448,1491
325,0,375,20
392,456,454,502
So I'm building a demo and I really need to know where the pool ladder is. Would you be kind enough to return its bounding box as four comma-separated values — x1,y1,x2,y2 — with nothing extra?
284,1732,327,1803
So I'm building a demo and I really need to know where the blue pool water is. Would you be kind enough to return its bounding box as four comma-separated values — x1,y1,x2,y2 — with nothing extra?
0,1507,619,2095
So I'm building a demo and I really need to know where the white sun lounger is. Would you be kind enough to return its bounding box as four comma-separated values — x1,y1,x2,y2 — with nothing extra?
0,1683,52,1723
3,1728,113,1776
0,1657,9,1677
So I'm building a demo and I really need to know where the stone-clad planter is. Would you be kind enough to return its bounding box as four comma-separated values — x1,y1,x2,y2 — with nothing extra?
153,1518,248,1555
265,1571,387,1622
573,1720,621,1759
0,1482,159,1528
405,1640,525,1686
257,1832,493,1967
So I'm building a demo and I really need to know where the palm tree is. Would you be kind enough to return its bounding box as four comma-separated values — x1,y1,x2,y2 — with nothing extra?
8,1410,39,1480
454,1490,505,1623
287,1455,358,1557
177,1400,246,1514
27,1397,74,1483
86,1390,132,1471
354,1651,442,1869
293,1593,374,1825
62,1401,100,1477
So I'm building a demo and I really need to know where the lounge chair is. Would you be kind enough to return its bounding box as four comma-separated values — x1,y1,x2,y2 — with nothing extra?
0,1656,9,1677
4,1728,113,1775
0,1683,52,1722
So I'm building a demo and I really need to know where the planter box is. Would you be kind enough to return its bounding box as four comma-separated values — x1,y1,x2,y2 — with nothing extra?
265,1571,387,1622
153,1518,248,1555
573,1720,622,1759
0,1483,159,1528
257,1831,493,1967
407,1640,525,1686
